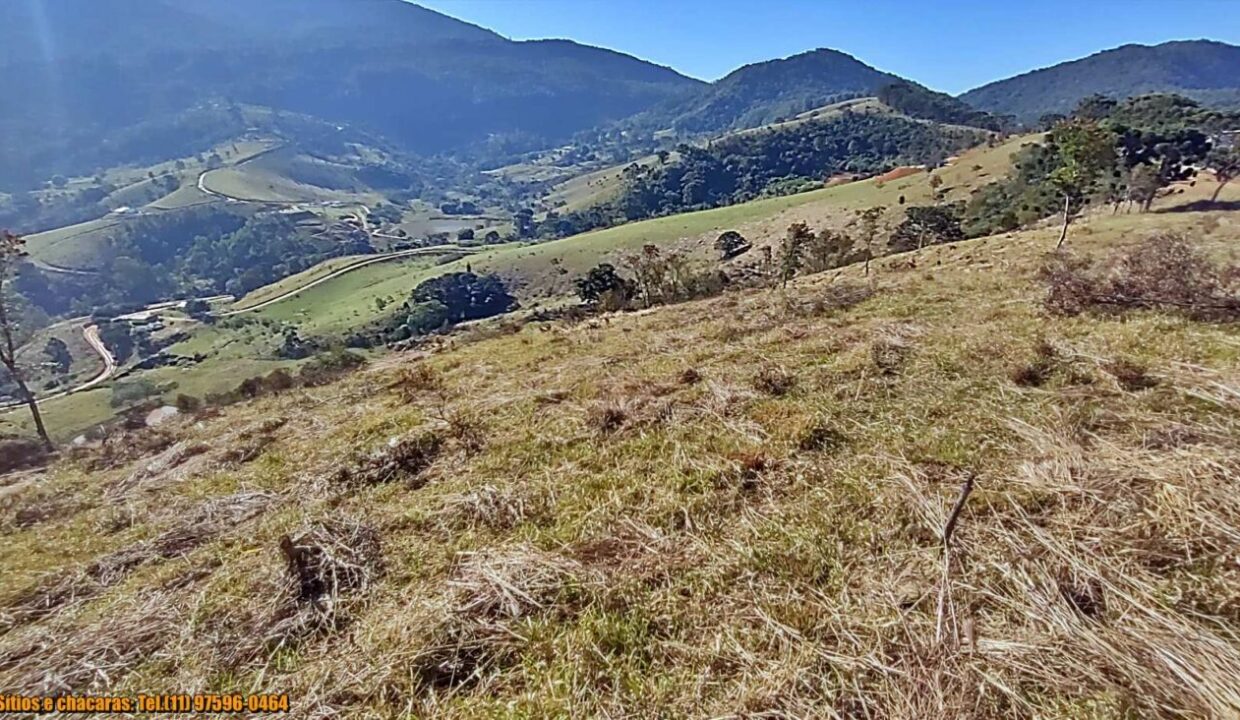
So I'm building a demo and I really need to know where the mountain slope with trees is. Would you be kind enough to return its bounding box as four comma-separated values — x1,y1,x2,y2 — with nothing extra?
0,0,703,190
627,48,905,136
959,40,1240,123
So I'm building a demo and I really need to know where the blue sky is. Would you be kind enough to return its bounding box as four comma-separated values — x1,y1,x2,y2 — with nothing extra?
416,0,1240,94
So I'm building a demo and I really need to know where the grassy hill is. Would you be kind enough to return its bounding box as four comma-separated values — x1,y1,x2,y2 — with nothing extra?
960,40,1240,122
2,186,1237,716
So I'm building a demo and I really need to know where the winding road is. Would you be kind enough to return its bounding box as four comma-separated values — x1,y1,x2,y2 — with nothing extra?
0,322,117,413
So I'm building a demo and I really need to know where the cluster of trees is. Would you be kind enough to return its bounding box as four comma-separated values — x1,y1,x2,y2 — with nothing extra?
535,112,985,239
575,244,731,311
363,271,519,345
964,94,1240,243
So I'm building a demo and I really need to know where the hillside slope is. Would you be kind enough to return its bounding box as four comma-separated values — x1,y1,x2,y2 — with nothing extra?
2,200,1237,717
960,40,1240,122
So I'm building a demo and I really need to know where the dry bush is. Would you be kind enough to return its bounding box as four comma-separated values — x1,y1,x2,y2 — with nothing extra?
796,420,847,453
1105,358,1159,392
586,400,628,433
0,593,180,694
106,440,210,498
1010,339,1060,388
279,520,384,607
1042,233,1240,321
0,436,48,474
409,546,596,691
333,430,443,487
77,428,176,472
214,519,385,672
864,414,1240,718
871,334,912,375
752,366,797,396
434,485,545,533
788,283,876,317
390,364,445,402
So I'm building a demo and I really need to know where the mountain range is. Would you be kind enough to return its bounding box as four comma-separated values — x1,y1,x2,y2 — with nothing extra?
2,1,1239,190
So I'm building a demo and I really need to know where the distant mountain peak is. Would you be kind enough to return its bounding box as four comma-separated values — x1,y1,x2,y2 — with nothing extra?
960,39,1240,122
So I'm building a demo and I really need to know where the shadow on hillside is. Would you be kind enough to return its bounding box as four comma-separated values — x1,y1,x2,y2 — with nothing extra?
1154,200,1240,214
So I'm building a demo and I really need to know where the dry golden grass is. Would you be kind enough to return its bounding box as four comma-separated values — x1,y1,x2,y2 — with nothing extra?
0,204,1238,718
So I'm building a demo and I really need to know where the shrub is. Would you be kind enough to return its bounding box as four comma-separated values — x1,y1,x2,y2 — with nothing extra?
1041,233,1240,321
391,364,444,402
586,401,627,433
173,394,202,414
797,421,847,453
299,350,367,387
752,366,796,396
0,436,49,473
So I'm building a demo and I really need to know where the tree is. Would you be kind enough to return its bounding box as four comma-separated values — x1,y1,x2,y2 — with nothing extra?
779,223,811,288
575,263,636,310
1206,144,1240,203
1072,94,1118,121
96,321,135,364
888,204,964,253
1126,164,1162,213
43,337,72,376
714,230,751,260
853,207,885,276
411,272,517,322
1047,120,1116,247
0,231,52,450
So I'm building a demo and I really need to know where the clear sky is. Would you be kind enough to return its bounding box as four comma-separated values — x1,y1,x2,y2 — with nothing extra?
415,0,1240,94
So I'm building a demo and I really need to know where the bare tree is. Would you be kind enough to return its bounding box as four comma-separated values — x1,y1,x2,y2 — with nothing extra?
0,231,53,450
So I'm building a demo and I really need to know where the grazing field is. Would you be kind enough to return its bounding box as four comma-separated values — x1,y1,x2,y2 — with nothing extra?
230,255,380,310
198,147,383,205
252,255,456,334
24,216,126,270
4,196,1237,717
424,134,1038,303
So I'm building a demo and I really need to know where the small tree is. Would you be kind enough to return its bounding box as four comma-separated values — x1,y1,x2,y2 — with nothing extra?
1206,144,1240,203
623,244,669,308
853,207,885,276
575,263,636,311
1127,164,1162,213
779,223,811,288
888,204,964,253
43,337,73,376
0,232,52,449
1047,119,1116,247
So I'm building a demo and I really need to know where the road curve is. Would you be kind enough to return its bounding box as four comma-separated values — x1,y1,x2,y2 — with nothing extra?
0,323,117,413
219,246,476,317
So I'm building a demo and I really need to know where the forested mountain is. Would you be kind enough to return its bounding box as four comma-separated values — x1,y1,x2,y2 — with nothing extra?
0,0,702,190
959,40,1240,123
627,49,905,136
